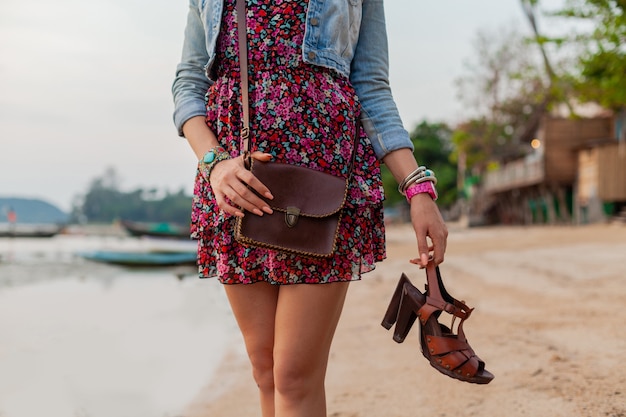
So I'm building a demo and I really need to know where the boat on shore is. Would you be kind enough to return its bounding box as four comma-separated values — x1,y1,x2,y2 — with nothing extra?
78,250,197,267
0,223,65,238
121,220,191,240
78,237,197,267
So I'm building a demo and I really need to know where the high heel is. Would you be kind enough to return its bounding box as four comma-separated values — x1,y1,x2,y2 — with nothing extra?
392,282,426,343
381,273,410,330
381,273,427,343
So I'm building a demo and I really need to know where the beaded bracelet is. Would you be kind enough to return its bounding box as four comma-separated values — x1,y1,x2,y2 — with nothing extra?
405,181,438,202
198,146,231,181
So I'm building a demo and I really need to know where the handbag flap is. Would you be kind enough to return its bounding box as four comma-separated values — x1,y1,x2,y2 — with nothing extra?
250,160,348,217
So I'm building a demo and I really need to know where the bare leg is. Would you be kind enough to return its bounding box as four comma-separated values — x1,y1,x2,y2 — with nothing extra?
224,282,279,417
225,281,349,417
273,282,349,417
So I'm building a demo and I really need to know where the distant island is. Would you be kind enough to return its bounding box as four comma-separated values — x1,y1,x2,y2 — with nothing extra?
0,197,68,225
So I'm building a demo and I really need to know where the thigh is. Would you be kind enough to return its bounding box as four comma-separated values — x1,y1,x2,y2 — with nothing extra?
274,282,350,374
224,282,280,362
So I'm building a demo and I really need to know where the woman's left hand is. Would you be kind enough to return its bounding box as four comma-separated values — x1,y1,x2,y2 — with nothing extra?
408,193,448,267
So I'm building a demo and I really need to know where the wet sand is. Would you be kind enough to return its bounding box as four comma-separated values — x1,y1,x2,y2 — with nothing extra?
183,223,626,417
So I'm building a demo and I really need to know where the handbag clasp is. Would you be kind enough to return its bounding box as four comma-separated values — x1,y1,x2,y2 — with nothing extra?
285,207,301,228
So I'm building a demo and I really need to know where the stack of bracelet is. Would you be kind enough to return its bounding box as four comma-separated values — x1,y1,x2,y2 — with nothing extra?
198,145,231,181
398,166,438,202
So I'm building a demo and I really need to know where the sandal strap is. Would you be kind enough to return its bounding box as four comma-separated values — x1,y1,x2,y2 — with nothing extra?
425,335,485,378
455,316,471,344
428,295,472,319
433,351,472,371
425,334,470,355
416,296,472,325
424,264,473,317
455,355,485,379
415,302,439,325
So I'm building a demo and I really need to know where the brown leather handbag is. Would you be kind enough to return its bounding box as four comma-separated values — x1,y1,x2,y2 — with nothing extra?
232,0,358,257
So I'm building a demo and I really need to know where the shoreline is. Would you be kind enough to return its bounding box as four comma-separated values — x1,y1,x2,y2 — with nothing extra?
183,223,626,417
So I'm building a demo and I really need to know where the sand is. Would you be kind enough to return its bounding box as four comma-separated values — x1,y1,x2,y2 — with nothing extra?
183,223,626,417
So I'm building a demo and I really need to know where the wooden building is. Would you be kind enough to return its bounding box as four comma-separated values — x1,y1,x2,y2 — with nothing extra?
479,114,625,224
576,141,626,223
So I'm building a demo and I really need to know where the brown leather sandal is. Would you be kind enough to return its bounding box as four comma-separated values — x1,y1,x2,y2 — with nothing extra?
418,263,494,384
381,265,494,385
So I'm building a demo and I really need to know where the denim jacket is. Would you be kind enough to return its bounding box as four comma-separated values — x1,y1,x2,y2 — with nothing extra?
172,0,412,159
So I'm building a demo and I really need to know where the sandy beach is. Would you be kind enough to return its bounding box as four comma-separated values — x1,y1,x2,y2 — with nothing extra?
184,223,626,417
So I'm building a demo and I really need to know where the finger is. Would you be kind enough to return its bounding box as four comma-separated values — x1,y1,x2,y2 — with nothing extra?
409,258,425,269
430,229,448,265
211,157,272,215
246,152,274,199
409,243,435,263
237,160,274,200
226,181,273,216
214,190,244,218
238,171,274,202
251,151,272,162
209,162,243,216
415,230,430,268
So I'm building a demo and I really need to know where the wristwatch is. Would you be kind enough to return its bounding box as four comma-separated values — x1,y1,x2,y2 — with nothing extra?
405,181,438,202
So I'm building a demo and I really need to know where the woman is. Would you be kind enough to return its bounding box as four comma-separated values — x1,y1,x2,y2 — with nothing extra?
172,0,448,415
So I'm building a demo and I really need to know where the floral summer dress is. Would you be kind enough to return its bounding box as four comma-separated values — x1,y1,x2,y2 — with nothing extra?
191,0,386,284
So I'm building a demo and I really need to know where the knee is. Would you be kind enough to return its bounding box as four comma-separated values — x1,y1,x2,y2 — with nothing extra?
248,349,274,392
273,359,322,401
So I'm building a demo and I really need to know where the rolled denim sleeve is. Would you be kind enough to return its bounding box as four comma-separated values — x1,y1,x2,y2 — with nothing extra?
350,0,412,159
172,0,212,137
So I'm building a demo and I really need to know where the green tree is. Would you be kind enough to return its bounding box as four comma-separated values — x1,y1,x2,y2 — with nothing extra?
71,167,192,224
552,0,626,110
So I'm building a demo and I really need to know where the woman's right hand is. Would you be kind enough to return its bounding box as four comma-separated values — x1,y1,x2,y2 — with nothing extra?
209,151,274,218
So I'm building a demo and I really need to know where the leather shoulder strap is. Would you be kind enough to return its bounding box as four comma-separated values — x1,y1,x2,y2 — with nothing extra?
234,0,359,177
236,0,250,153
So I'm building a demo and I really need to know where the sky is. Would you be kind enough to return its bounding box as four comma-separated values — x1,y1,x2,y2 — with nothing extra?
0,0,568,213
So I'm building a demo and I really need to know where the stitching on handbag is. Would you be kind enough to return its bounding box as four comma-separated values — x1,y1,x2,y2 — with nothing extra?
234,212,344,258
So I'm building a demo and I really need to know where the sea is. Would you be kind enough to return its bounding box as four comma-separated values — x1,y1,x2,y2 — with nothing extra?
0,233,239,417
